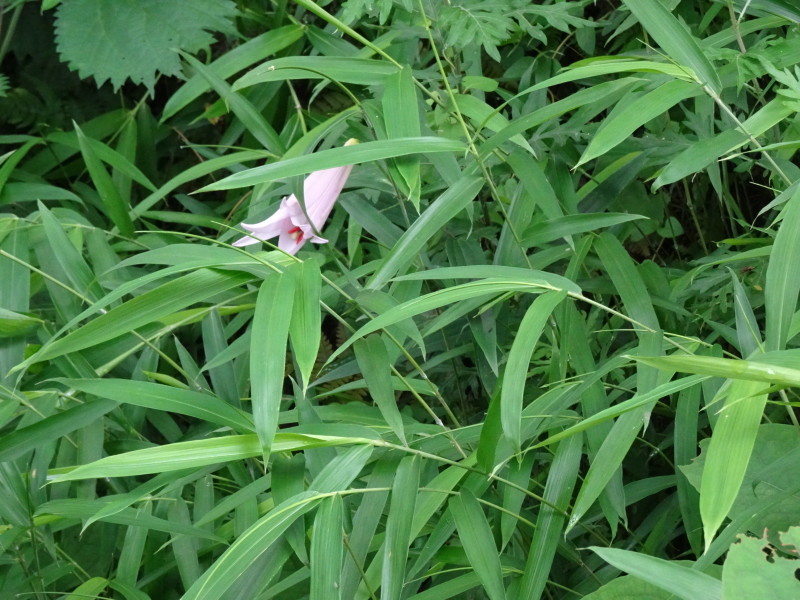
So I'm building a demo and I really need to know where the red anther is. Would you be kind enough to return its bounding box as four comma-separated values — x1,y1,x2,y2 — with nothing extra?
288,226,301,234
287,226,303,241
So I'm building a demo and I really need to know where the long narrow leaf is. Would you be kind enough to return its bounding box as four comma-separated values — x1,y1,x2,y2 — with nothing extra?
251,270,295,455
622,0,722,93
501,291,566,452
765,185,800,351
699,379,767,550
449,489,506,600
590,546,722,600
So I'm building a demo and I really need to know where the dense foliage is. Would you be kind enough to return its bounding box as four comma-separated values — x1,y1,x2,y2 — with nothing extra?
2,0,800,598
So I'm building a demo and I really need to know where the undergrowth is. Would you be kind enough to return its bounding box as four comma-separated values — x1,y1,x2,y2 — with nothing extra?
1,0,800,598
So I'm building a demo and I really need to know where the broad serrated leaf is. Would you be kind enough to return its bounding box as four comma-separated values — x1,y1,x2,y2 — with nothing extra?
55,0,237,93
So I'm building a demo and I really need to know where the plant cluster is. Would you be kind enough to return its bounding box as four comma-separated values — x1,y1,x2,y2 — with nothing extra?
1,0,800,598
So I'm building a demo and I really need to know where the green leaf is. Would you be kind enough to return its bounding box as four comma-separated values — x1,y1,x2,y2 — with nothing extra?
577,79,699,167
501,290,567,452
55,0,237,93
523,213,647,247
58,379,252,432
75,122,134,236
0,182,82,206
310,445,373,493
633,354,800,387
590,547,722,600
37,201,104,299
382,456,419,600
654,99,793,189
233,57,399,89
310,495,343,600
170,498,203,587
53,434,372,481
730,0,800,23
22,268,252,366
579,576,675,600
519,60,695,97
65,577,109,600
0,399,117,464
594,232,659,330
182,491,322,600
162,25,303,120
251,270,295,456
723,528,800,599
133,149,268,216
367,176,483,289
730,269,763,357
449,489,506,600
72,131,157,192
354,335,406,445
198,137,465,192
535,375,707,450
394,265,581,294
0,139,42,196
681,424,800,538
289,260,322,392
339,458,396,598
519,435,582,599
328,278,567,365
700,379,768,550
180,52,284,154
0,307,42,338
621,0,722,93
454,93,534,154
383,66,422,207
765,185,800,351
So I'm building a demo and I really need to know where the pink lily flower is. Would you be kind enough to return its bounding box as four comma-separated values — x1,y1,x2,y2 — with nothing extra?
232,139,357,255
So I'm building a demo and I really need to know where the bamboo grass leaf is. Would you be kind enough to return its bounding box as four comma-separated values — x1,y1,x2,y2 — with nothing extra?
0,399,117,464
577,79,699,167
180,52,284,155
233,56,399,89
382,455,419,600
501,290,567,452
590,546,722,600
182,491,322,600
162,25,304,120
289,260,322,391
519,435,582,599
311,494,344,600
765,185,800,352
19,269,252,367
449,489,506,600
368,176,482,289
383,66,422,208
621,0,722,93
699,379,768,550
198,138,465,192
58,379,253,432
251,270,296,456
74,122,134,236
52,434,373,481
354,335,407,445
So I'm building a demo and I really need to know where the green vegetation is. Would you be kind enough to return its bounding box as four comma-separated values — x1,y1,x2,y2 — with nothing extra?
2,0,800,598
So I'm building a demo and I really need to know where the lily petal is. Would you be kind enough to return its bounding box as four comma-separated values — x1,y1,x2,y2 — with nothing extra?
231,138,357,254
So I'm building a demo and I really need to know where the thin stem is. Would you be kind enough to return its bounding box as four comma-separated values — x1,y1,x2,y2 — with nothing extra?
0,2,22,66
417,0,532,266
705,86,792,187
681,179,709,255
726,0,747,54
